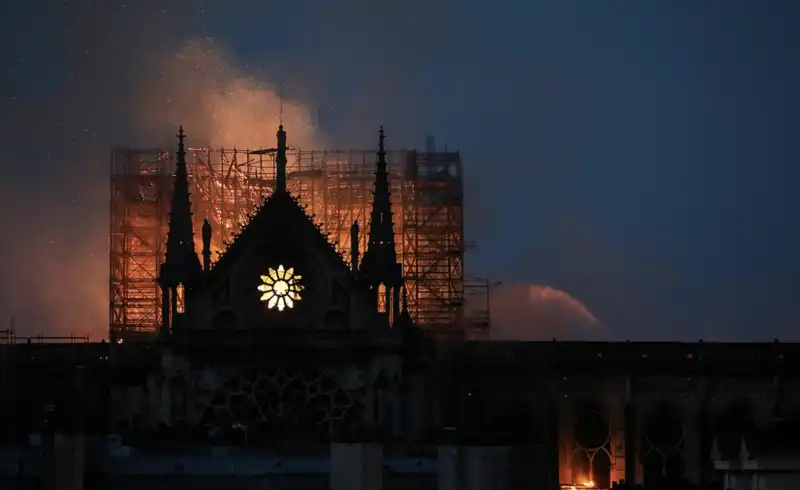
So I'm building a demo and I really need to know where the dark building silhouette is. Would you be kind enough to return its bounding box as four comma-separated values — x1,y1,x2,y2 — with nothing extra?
2,124,800,490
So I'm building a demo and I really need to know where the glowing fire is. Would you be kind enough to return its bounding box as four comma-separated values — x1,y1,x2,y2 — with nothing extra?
560,480,597,490
258,265,303,311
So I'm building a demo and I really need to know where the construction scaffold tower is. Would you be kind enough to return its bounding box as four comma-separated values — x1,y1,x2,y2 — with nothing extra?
110,146,488,342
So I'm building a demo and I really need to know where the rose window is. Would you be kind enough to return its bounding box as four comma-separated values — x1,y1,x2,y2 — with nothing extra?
258,265,303,311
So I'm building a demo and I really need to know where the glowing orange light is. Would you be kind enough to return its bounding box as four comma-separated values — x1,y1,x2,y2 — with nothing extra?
257,265,303,311
559,478,596,490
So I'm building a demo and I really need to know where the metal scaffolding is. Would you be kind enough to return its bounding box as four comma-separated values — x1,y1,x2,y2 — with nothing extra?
109,146,469,341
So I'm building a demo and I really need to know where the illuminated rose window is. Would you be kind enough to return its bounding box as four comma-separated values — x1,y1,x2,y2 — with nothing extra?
258,265,304,311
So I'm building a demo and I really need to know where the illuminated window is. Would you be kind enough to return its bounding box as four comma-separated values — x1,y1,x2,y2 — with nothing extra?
176,283,185,313
258,265,303,312
377,283,387,313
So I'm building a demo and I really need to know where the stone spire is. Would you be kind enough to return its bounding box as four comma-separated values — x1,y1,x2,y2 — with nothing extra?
158,127,201,337
161,126,202,284
365,126,397,260
361,126,403,322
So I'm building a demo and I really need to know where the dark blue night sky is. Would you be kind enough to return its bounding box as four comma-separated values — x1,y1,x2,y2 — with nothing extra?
0,1,798,341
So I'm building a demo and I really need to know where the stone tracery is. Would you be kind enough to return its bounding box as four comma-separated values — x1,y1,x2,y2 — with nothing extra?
642,402,685,487
572,404,612,488
714,398,755,460
197,367,365,439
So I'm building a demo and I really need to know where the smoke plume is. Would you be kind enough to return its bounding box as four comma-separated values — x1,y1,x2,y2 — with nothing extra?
136,39,322,149
0,0,606,342
0,1,324,339
490,284,607,341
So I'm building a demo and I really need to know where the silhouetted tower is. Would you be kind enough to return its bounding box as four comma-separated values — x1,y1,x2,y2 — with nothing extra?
360,127,404,324
158,127,202,337
276,124,288,193
350,221,360,272
202,219,212,272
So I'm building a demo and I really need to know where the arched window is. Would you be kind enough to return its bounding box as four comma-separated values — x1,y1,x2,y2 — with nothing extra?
572,404,612,489
176,283,185,313
377,283,387,313
715,398,755,460
642,402,685,488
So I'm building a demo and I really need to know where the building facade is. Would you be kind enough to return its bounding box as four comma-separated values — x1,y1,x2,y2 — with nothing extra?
1,124,800,490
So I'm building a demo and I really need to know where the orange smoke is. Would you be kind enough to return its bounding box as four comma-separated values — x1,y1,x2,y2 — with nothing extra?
1,186,108,340
490,283,606,341
1,38,324,340
136,39,325,149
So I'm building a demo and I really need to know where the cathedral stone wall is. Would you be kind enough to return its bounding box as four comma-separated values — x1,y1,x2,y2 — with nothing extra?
3,340,800,489
449,340,800,488
105,349,406,443
102,475,329,490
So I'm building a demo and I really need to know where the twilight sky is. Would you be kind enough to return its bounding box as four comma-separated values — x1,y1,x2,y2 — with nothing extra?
0,1,798,341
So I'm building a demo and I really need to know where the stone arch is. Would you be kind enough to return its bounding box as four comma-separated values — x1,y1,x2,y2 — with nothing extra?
642,401,685,488
715,397,755,460
571,401,612,489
